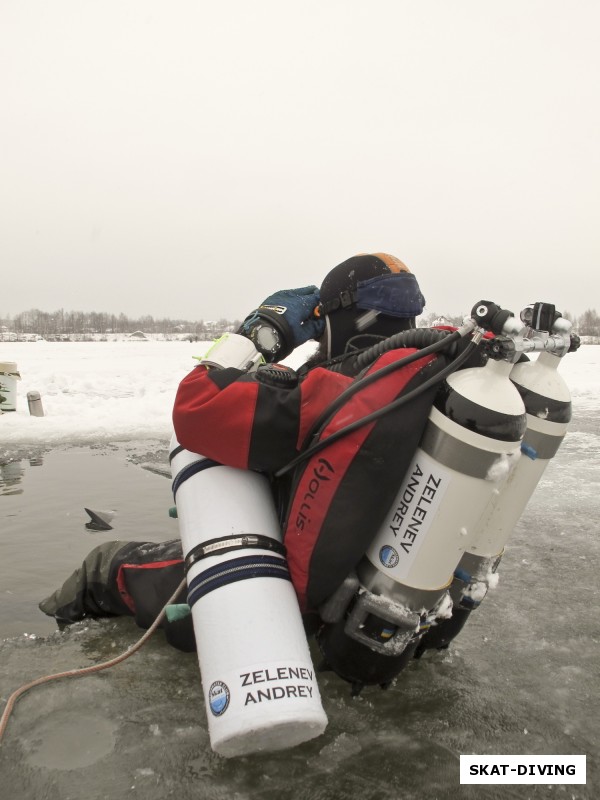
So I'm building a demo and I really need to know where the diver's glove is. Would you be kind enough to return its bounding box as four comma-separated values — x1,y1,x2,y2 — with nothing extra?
238,286,325,362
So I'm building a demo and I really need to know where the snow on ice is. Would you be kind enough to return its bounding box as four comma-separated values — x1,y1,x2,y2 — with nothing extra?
0,339,597,450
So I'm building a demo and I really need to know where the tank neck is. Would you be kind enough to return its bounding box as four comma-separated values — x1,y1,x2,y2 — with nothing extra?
485,358,514,377
536,351,561,370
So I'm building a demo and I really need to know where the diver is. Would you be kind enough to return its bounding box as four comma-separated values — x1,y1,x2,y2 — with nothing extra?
40,253,460,681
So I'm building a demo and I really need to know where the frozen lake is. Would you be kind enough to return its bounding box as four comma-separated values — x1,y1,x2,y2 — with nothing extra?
1,340,598,798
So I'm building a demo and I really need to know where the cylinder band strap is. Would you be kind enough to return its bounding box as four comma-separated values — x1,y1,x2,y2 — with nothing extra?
187,554,291,609
184,534,287,574
168,444,186,463
171,457,221,498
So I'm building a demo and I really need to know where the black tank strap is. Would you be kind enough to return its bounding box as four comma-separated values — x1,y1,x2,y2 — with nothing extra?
184,534,287,574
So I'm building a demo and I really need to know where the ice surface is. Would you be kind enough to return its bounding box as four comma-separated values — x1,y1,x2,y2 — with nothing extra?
1,339,595,449
0,339,318,448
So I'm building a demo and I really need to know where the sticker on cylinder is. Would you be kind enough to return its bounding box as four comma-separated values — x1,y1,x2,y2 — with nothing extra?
367,450,451,580
208,681,231,716
379,545,399,568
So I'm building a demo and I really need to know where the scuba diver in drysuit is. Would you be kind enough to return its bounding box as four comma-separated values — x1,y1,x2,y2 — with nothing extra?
45,251,574,694
40,253,451,665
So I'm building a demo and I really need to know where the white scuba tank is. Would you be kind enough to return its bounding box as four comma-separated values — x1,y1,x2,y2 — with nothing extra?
443,348,573,615
467,350,572,561
169,332,327,756
358,356,526,602
170,438,327,757
415,310,576,653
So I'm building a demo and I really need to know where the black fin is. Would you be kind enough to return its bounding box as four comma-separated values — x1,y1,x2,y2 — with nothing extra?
84,508,114,531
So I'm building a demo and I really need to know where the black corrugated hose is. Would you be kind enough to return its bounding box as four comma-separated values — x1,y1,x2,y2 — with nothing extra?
274,325,478,478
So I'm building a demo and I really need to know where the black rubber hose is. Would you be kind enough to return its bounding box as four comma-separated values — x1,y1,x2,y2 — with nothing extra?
274,332,479,478
303,328,461,452
331,327,459,374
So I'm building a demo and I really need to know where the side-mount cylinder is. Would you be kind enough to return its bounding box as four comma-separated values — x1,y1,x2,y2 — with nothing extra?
169,435,327,756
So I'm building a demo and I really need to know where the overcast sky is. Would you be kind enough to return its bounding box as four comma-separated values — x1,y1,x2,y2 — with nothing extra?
1,1,598,324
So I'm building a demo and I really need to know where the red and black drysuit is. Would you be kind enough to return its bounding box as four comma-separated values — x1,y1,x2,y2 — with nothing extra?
40,343,452,649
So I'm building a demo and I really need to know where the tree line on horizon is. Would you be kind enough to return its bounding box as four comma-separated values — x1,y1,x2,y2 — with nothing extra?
0,308,243,338
1,306,599,337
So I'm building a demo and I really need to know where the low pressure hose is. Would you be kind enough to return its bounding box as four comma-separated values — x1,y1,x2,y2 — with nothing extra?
332,326,461,375
306,328,463,448
275,323,479,478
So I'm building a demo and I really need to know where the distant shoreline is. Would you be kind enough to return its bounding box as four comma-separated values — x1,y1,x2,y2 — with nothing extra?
2,333,598,345
0,333,208,344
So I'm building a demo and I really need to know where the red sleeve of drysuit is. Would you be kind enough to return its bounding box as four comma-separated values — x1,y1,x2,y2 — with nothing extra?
172,364,351,473
173,365,258,469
